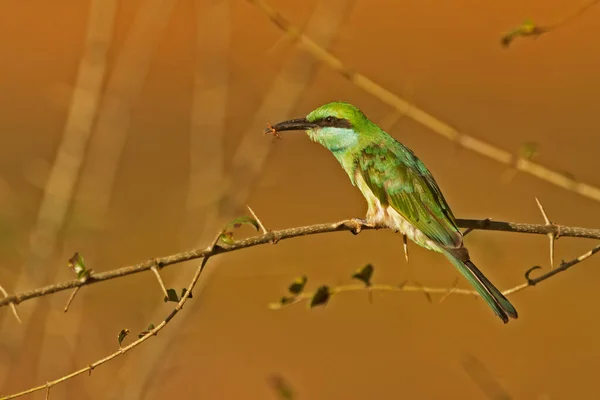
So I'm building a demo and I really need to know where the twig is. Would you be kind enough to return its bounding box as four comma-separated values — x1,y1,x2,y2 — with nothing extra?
247,205,269,234
535,197,558,269
150,265,169,299
541,0,600,32
2,217,600,310
248,0,600,205
0,228,221,400
269,242,600,309
63,287,80,313
0,284,21,323
78,1,356,395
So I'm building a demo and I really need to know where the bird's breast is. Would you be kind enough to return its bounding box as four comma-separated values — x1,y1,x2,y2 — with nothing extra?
354,171,439,251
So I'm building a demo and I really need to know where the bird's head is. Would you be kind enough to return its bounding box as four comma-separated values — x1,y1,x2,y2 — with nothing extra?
267,101,371,152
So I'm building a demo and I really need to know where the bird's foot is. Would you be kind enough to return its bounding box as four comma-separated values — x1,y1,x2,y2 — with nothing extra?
348,218,376,235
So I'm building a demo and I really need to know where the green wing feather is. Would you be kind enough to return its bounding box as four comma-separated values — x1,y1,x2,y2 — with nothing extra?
354,141,518,322
355,142,462,249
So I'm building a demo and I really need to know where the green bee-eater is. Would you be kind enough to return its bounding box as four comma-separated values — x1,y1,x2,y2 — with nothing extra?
267,101,518,323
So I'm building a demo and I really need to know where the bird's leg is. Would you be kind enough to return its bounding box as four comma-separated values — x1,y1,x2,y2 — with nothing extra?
402,234,409,263
348,217,376,235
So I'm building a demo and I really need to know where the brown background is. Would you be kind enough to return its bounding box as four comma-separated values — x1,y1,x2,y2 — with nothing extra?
1,0,600,399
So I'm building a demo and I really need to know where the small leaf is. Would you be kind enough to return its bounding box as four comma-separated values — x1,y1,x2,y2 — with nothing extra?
68,252,90,280
268,296,296,310
351,264,374,287
219,216,260,245
138,323,156,338
219,231,235,245
77,269,90,280
268,374,295,400
181,288,193,299
225,216,259,231
519,142,539,160
501,19,546,48
287,275,307,295
163,288,179,303
117,329,129,346
309,286,331,308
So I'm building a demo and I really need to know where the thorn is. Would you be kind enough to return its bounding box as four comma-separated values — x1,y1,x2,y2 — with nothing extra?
151,265,169,299
45,382,51,400
246,205,270,235
0,284,21,324
535,197,557,269
402,234,409,263
63,287,81,313
535,197,551,225
412,280,432,303
438,278,460,304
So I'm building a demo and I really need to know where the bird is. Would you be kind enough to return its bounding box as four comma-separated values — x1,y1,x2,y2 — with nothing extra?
265,101,518,323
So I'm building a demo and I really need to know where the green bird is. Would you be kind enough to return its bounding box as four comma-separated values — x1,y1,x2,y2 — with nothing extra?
267,101,518,323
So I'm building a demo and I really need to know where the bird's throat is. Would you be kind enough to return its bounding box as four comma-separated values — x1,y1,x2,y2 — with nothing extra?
309,127,359,153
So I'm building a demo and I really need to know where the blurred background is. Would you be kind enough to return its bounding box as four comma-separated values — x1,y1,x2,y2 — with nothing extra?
1,0,600,399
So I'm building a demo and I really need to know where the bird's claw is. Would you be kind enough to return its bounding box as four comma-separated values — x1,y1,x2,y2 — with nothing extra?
349,218,374,235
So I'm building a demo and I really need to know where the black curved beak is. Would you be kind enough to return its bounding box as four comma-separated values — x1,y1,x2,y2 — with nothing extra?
264,118,318,134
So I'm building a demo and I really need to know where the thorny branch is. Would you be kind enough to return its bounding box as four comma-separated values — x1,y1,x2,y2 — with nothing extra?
2,215,600,310
2,200,600,399
268,242,600,309
0,230,223,400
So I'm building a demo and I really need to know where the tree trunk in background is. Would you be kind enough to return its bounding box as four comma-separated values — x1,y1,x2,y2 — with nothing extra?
61,1,179,397
0,0,117,392
112,0,355,398
179,0,230,251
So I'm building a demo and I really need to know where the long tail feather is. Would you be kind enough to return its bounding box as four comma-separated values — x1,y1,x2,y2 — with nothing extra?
443,252,518,323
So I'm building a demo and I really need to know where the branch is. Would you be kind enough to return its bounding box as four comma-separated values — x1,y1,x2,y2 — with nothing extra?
247,0,600,205
2,217,600,309
3,210,600,399
0,232,222,400
268,242,600,309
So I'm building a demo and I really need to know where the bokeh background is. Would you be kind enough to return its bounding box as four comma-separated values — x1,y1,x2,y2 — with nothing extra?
1,0,600,399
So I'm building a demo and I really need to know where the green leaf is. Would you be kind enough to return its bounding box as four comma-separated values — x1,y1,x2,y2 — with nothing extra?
138,323,156,338
219,216,260,245
268,296,296,310
519,142,539,160
501,19,546,48
117,329,129,346
219,231,235,246
309,286,331,308
287,275,307,295
68,252,90,280
163,288,179,303
224,216,260,231
351,264,374,287
268,374,295,400
181,288,193,299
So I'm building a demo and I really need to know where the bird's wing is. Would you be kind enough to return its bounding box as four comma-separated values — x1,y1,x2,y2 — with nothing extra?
356,142,462,248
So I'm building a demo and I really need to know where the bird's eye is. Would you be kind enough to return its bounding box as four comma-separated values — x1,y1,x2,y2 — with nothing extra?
325,116,335,123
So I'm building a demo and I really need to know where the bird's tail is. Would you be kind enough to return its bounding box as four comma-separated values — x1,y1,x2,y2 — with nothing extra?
443,251,518,324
